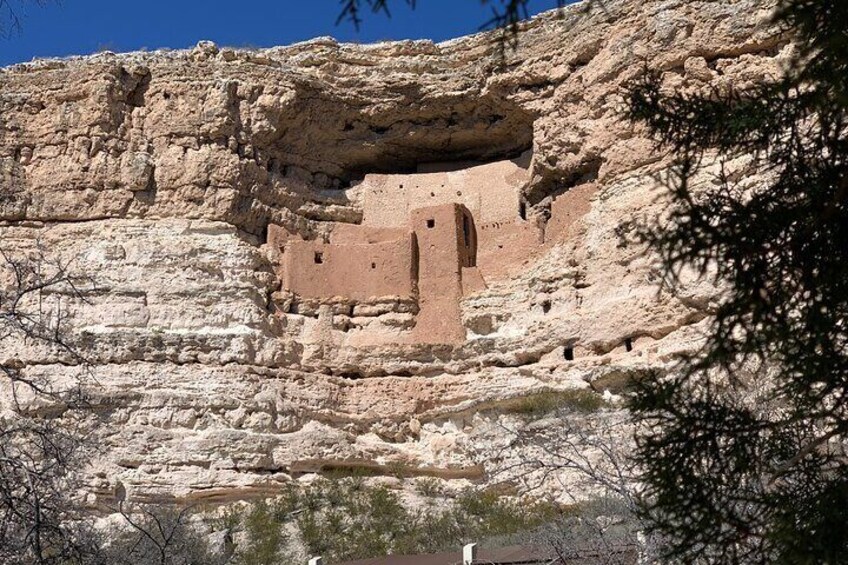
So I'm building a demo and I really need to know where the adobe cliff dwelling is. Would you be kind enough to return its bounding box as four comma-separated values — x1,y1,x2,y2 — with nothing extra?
0,0,782,504
271,154,595,345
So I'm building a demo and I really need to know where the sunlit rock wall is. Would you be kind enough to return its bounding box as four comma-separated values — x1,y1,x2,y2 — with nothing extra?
0,0,784,504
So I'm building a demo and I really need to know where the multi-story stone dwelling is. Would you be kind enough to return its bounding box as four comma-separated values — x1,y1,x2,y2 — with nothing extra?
271,152,596,344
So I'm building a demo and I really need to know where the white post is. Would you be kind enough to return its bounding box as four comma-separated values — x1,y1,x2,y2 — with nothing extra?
463,543,477,565
308,557,323,565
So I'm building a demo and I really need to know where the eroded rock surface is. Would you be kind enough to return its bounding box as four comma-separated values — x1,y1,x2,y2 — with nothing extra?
0,0,784,504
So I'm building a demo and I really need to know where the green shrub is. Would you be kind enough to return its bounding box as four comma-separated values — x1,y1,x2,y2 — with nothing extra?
414,477,445,498
233,500,289,565
217,479,562,563
299,481,559,560
508,389,605,417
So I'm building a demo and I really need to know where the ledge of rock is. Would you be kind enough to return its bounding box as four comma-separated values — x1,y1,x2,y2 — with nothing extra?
0,0,783,502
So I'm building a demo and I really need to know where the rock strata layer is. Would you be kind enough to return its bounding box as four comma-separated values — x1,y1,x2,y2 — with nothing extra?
0,0,784,503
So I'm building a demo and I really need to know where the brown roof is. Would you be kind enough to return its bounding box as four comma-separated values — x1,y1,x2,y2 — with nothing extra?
337,545,554,565
336,542,640,565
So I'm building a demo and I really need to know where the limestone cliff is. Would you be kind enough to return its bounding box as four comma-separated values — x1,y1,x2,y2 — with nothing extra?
0,0,784,504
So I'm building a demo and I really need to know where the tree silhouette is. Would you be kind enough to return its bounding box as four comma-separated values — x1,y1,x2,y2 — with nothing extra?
0,0,51,37
338,0,568,47
627,0,848,562
0,246,98,564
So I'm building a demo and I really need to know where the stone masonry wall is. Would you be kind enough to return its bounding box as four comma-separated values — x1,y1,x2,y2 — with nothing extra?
411,203,475,344
283,234,415,301
360,155,529,228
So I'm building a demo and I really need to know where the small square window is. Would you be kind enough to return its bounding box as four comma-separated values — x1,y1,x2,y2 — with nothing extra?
371,262,377,269
426,219,435,229
314,252,324,264
563,347,574,361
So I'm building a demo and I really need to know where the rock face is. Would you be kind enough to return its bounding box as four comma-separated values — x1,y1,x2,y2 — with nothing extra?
0,0,785,503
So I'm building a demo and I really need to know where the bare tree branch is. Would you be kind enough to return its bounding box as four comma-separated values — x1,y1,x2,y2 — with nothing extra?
0,243,100,564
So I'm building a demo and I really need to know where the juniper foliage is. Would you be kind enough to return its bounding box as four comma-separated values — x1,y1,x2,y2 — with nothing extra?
627,1,848,562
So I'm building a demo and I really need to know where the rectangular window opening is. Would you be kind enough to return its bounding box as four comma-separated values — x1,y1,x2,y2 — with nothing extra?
426,219,435,229
563,347,574,362
314,252,324,264
624,337,633,352
371,262,377,269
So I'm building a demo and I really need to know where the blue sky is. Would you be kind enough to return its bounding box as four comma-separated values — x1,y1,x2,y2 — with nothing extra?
0,0,567,67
